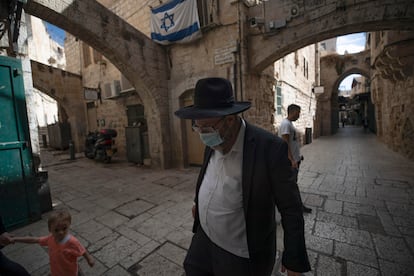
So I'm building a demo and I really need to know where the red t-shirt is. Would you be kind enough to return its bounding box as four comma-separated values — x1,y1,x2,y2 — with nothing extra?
39,234,86,276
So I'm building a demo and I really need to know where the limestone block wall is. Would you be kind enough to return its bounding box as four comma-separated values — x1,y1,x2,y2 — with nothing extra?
371,31,414,160
372,77,414,160
273,45,317,143
16,13,40,155
30,61,86,152
63,0,162,162
243,70,276,132
71,38,145,158
62,0,319,166
168,26,240,165
64,35,81,74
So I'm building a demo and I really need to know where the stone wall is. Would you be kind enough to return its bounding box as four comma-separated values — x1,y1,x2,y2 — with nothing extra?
371,31,414,160
273,46,317,143
61,0,319,166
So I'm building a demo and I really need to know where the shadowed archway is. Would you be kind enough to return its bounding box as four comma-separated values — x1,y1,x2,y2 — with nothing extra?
24,0,171,168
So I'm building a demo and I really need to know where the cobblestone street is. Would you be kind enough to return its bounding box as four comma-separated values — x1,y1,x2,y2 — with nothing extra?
3,126,414,275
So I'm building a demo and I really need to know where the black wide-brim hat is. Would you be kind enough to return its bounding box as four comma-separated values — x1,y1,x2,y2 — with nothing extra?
174,77,251,119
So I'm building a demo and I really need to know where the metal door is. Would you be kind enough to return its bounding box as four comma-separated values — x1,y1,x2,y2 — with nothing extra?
0,56,40,229
125,126,143,164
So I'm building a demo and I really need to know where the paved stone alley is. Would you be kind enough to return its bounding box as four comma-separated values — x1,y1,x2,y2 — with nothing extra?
3,126,414,275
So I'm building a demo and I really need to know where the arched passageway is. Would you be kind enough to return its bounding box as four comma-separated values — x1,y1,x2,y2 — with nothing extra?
24,0,171,168
20,0,414,166
30,60,85,152
317,51,371,136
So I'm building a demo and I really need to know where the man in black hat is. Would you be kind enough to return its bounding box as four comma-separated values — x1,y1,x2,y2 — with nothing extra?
175,78,310,276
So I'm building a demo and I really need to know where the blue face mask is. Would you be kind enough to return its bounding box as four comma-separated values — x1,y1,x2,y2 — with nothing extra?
199,131,223,148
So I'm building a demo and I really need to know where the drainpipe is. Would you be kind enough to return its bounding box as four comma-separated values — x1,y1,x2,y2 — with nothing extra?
233,51,238,101
237,1,244,103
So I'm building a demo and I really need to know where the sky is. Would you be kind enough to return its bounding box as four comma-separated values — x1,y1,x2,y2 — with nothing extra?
43,21,365,90
336,33,367,90
45,22,65,46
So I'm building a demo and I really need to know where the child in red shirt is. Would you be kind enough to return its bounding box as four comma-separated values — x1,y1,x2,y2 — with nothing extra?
13,209,94,276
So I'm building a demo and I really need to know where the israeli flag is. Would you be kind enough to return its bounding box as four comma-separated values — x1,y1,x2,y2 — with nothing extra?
150,0,202,45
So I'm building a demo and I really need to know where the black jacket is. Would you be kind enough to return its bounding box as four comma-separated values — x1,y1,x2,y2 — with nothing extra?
192,122,311,272
0,215,6,250
0,216,5,235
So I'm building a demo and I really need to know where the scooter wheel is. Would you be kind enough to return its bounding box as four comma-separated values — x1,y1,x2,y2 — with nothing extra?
85,151,94,159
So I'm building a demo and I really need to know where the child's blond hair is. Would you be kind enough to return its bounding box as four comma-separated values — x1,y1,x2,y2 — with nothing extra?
47,209,72,231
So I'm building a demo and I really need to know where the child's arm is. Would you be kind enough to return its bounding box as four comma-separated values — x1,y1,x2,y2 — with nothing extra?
13,236,41,244
83,250,95,267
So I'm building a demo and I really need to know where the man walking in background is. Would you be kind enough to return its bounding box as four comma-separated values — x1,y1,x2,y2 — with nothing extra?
279,104,312,213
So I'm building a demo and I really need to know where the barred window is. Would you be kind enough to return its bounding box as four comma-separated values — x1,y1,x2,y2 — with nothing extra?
82,43,91,67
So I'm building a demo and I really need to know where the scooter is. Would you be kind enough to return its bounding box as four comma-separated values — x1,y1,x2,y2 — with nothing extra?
84,128,117,163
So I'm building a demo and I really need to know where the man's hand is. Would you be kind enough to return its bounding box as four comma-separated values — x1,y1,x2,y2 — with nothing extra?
87,256,95,267
0,232,14,246
291,160,299,169
282,265,302,276
84,252,95,267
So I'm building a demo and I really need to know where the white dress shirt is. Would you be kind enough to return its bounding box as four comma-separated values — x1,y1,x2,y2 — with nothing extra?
198,119,249,258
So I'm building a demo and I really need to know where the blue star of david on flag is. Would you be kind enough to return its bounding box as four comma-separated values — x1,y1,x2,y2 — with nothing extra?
161,12,175,32
150,0,201,45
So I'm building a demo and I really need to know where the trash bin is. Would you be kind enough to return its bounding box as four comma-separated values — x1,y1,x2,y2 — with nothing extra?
36,170,52,213
305,127,312,144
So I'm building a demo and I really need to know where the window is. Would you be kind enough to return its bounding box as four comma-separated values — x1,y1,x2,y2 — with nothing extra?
197,0,218,28
82,43,91,67
303,57,308,79
294,51,299,67
306,61,309,79
275,86,282,115
93,49,102,63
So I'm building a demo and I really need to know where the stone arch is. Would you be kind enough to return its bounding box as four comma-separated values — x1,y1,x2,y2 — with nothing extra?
248,0,414,72
315,51,371,136
24,0,171,168
30,60,86,152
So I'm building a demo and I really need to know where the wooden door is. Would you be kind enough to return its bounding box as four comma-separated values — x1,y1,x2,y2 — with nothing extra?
183,96,204,165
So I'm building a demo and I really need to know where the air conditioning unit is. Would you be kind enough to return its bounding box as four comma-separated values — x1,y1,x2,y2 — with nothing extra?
120,74,134,93
103,80,121,99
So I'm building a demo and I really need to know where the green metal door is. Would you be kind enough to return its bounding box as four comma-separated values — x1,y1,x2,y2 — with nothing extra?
0,56,40,229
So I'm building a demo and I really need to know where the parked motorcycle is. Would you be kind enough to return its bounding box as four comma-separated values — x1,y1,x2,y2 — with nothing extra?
84,129,117,163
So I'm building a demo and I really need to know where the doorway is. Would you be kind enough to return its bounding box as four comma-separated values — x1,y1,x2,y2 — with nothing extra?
182,93,204,166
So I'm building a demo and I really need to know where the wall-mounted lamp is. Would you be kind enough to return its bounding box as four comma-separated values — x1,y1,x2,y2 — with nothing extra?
249,17,265,28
